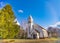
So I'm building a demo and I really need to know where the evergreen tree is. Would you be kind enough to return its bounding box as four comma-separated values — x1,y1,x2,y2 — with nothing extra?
0,4,20,39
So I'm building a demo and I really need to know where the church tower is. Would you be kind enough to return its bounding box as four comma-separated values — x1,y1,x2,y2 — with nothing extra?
28,15,33,29
27,15,34,38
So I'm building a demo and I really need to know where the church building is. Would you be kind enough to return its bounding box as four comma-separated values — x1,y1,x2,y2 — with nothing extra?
26,15,48,39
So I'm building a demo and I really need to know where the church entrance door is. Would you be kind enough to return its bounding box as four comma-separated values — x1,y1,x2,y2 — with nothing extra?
33,34,37,39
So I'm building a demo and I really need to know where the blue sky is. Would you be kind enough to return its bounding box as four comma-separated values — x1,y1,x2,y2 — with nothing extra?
0,0,60,28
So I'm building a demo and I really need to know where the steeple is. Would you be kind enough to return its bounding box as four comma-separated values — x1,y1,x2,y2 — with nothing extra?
28,15,33,23
27,15,34,38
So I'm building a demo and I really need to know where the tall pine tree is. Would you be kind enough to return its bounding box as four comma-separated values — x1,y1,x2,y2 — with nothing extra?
0,4,20,39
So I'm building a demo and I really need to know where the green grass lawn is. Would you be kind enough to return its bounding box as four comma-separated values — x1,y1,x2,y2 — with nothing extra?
0,38,59,43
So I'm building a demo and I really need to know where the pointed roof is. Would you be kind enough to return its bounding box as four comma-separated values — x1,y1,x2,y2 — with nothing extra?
29,15,33,19
33,24,47,31
28,15,33,23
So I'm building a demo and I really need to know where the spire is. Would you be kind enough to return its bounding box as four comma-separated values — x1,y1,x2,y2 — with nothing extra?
28,15,33,23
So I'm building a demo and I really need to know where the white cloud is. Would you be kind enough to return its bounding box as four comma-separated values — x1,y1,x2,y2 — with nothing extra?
49,25,56,27
18,10,23,13
55,22,60,25
49,22,60,27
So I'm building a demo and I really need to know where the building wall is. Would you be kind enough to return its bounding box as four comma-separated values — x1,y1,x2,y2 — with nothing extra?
42,29,48,37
